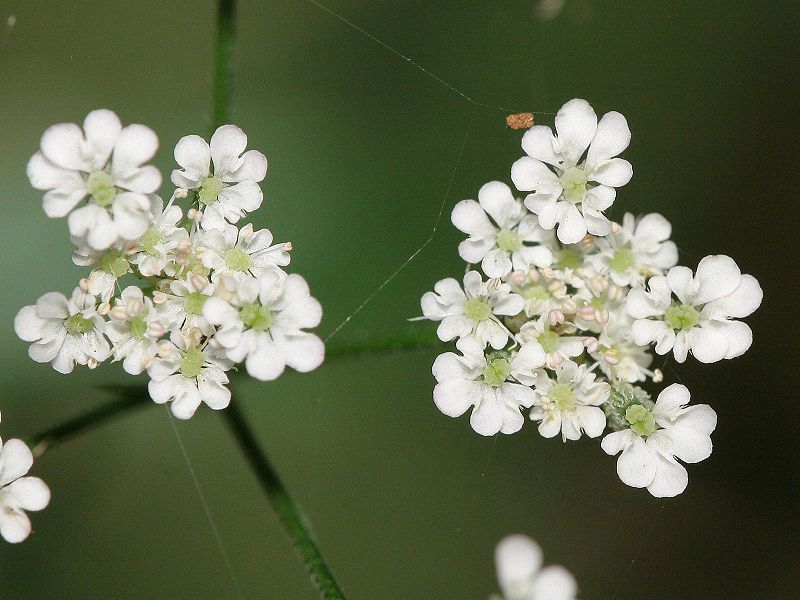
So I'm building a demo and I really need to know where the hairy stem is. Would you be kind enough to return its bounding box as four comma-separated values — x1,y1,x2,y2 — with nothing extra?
223,402,346,599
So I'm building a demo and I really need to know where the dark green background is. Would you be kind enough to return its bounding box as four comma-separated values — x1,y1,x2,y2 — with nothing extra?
1,1,797,598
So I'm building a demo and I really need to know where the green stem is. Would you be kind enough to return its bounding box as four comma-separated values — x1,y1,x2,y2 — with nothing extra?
211,0,236,131
223,402,346,599
27,386,148,457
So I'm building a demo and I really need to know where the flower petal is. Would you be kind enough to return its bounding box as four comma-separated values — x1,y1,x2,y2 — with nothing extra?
478,181,518,228
586,110,631,169
112,124,159,178
210,124,248,173
41,123,88,171
554,99,597,165
451,199,495,238
520,125,561,166
693,255,741,305
556,203,587,244
433,379,481,417
495,535,543,597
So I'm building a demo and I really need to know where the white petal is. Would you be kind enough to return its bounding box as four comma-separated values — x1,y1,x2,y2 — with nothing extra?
646,450,689,497
584,185,615,211
577,405,606,438
626,289,664,319
172,134,211,180
218,180,263,214
437,316,471,341
41,123,88,171
634,212,672,243
459,237,495,264
3,477,50,511
583,208,612,237
556,203,587,244
693,255,741,304
69,204,117,250
432,352,473,382
27,151,84,192
481,249,512,278
202,297,239,325
652,383,690,420
198,374,231,410
433,380,481,417
666,266,697,304
469,390,504,436
702,274,762,320
586,110,631,169
210,124,248,173
112,124,159,177
688,325,729,363
224,149,267,183
0,509,32,543
0,439,34,486
478,181,518,228
281,333,325,372
14,306,47,342
554,99,597,165
245,338,286,381
601,429,636,455
83,109,122,166
35,292,70,319
616,436,657,488
520,125,561,166
510,156,561,192
111,192,151,240
495,535,543,596
705,320,753,360
451,199,495,237
588,157,632,187
531,565,578,600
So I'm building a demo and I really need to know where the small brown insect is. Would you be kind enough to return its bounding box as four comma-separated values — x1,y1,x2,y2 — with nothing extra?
506,112,535,130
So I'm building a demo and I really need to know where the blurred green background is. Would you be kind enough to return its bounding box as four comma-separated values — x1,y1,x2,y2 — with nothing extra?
1,0,798,598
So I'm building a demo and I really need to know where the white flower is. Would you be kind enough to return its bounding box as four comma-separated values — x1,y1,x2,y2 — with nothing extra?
202,271,324,381
421,271,523,350
105,286,167,375
517,318,583,369
130,196,188,277
627,255,762,363
451,181,553,278
171,125,267,231
27,109,161,250
530,360,609,441
592,314,653,383
508,268,572,319
492,534,577,600
432,337,545,436
155,275,216,337
197,223,290,276
14,288,110,373
511,98,632,244
147,333,232,419
0,438,51,543
601,383,716,497
591,212,678,287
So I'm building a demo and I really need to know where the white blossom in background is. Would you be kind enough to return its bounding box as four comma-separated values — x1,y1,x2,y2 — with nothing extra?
492,534,577,600
432,337,545,436
421,271,523,349
14,288,110,374
627,255,762,363
511,98,632,244
451,180,553,278
130,196,188,277
0,438,50,543
27,109,161,250
202,270,324,381
529,360,609,441
171,124,267,231
601,384,717,497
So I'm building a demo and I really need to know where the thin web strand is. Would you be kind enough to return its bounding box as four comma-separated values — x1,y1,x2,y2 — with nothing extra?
167,409,245,600
324,103,478,342
304,0,553,115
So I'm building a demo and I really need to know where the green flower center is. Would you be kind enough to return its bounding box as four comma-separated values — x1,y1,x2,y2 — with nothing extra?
198,175,224,205
560,166,588,203
482,358,511,386
87,170,117,206
128,314,148,340
179,347,205,378
99,250,129,278
557,248,581,270
664,303,701,330
610,248,634,273
141,228,163,256
625,404,657,437
538,330,561,354
224,248,252,272
521,285,550,301
183,292,208,315
463,298,492,322
240,303,273,331
64,314,94,335
551,383,577,412
496,229,522,252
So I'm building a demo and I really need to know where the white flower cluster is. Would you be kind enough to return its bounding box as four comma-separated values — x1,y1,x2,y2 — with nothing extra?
14,110,324,421
420,99,762,497
491,534,577,600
